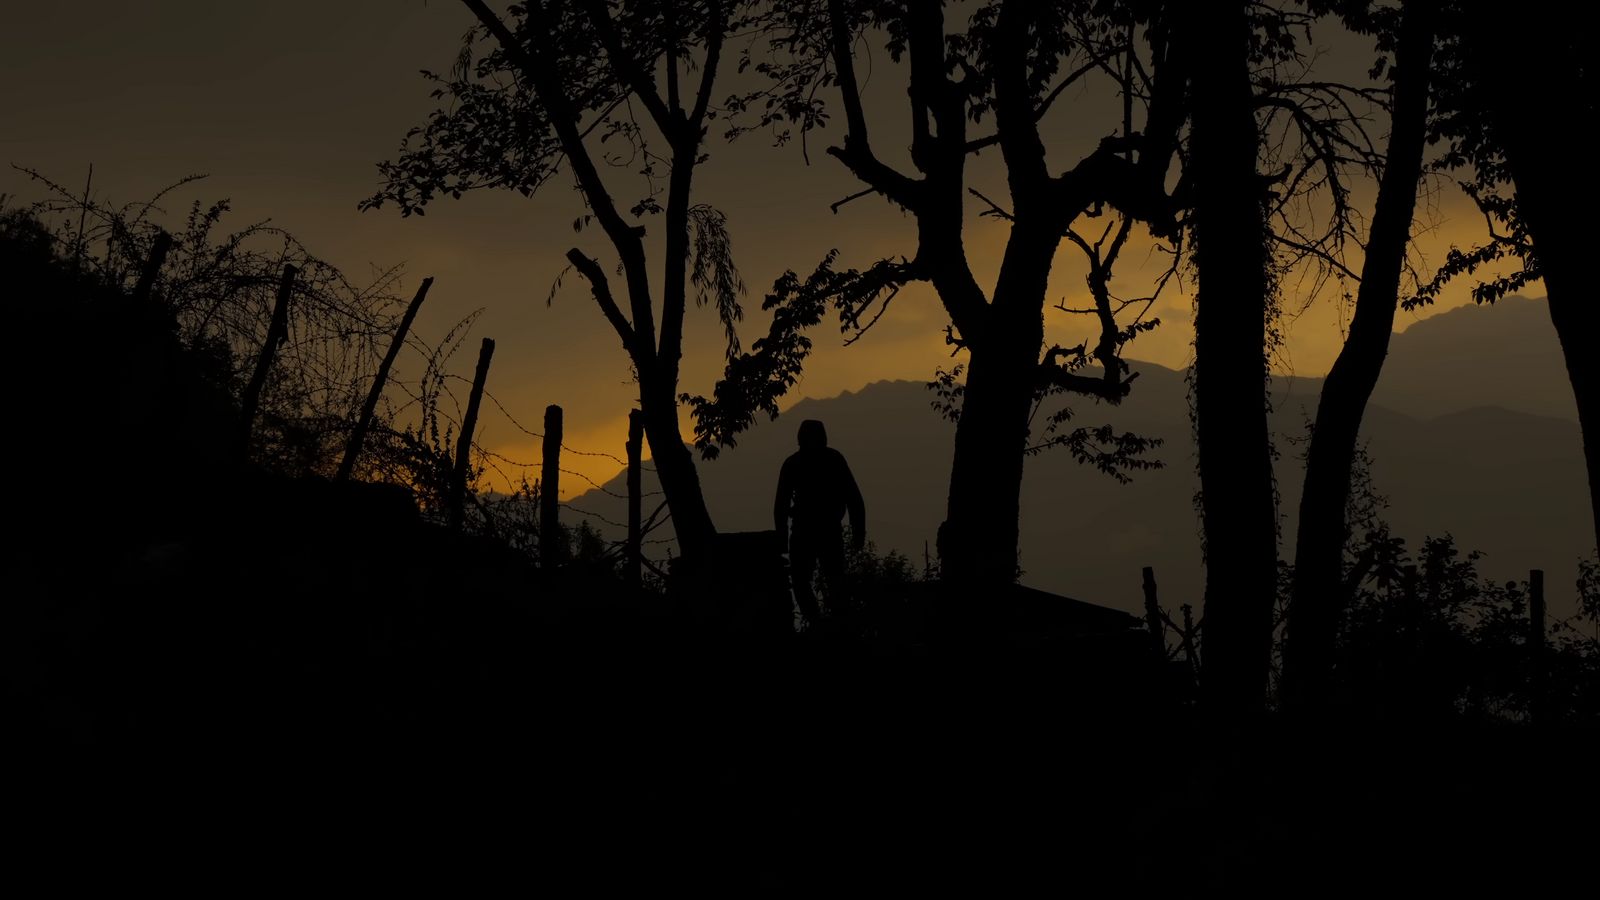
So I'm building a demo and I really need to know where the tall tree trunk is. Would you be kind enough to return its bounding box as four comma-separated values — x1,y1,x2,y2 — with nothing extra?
940,340,1036,585
1467,7,1600,548
1284,3,1435,710
640,370,716,561
1184,2,1279,715
940,228,1054,586
1541,264,1600,549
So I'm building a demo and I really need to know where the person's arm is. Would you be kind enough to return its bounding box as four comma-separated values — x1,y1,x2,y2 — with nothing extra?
841,454,866,551
774,457,794,549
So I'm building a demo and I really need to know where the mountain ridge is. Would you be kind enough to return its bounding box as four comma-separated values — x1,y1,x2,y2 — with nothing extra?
567,294,1591,616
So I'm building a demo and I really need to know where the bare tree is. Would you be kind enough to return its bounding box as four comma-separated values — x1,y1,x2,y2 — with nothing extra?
366,0,759,560
1284,1,1437,711
1177,0,1280,714
690,0,1184,586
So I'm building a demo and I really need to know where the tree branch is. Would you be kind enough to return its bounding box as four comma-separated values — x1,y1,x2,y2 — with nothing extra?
993,2,1051,197
824,0,923,211
688,1,727,130
968,187,1014,221
1037,351,1137,401
830,186,876,213
666,37,681,114
580,0,677,138
659,3,730,385
1053,135,1178,237
825,147,926,211
1271,233,1363,282
905,0,963,172
460,0,659,358
566,248,637,351
1036,47,1126,129
961,47,1126,156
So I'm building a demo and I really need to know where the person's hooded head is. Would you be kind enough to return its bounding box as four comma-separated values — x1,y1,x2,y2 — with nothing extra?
797,419,828,450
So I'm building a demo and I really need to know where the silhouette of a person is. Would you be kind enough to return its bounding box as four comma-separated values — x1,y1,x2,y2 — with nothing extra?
775,419,866,626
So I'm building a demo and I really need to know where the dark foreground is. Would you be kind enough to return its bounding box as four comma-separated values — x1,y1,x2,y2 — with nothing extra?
10,489,1595,890
7,173,1595,891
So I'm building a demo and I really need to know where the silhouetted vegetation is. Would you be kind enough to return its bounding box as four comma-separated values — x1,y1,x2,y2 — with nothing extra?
364,0,766,561
6,1,1599,887
1326,534,1599,722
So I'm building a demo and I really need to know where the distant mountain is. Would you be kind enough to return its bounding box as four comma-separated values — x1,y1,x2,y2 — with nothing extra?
1372,295,1577,422
568,295,1592,616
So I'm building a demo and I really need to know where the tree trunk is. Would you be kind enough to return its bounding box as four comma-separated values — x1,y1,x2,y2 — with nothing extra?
938,229,1054,587
1469,7,1600,548
940,344,1034,585
1548,280,1600,547
1184,2,1279,715
640,372,716,561
1543,278,1600,548
458,0,723,564
1284,3,1435,710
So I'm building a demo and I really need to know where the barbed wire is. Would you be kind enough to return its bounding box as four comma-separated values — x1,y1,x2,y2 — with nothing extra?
555,497,676,544
557,467,633,499
446,375,659,473
474,448,662,499
558,443,652,471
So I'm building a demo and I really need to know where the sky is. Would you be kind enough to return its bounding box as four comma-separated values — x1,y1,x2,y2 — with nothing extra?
0,1,1528,496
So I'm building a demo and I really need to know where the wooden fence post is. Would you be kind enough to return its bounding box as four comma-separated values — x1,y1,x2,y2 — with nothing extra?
627,409,643,588
1141,566,1164,655
337,276,434,481
1528,569,1547,648
132,231,172,304
239,264,297,459
449,337,495,529
1529,568,1546,723
1179,603,1200,681
1401,564,1420,631
541,404,563,569
72,164,92,269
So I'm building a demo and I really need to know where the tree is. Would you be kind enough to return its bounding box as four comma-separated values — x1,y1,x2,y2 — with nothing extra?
1283,1,1437,711
1177,0,1280,714
1420,0,1598,549
364,0,754,560
692,0,1184,587
1165,0,1397,713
